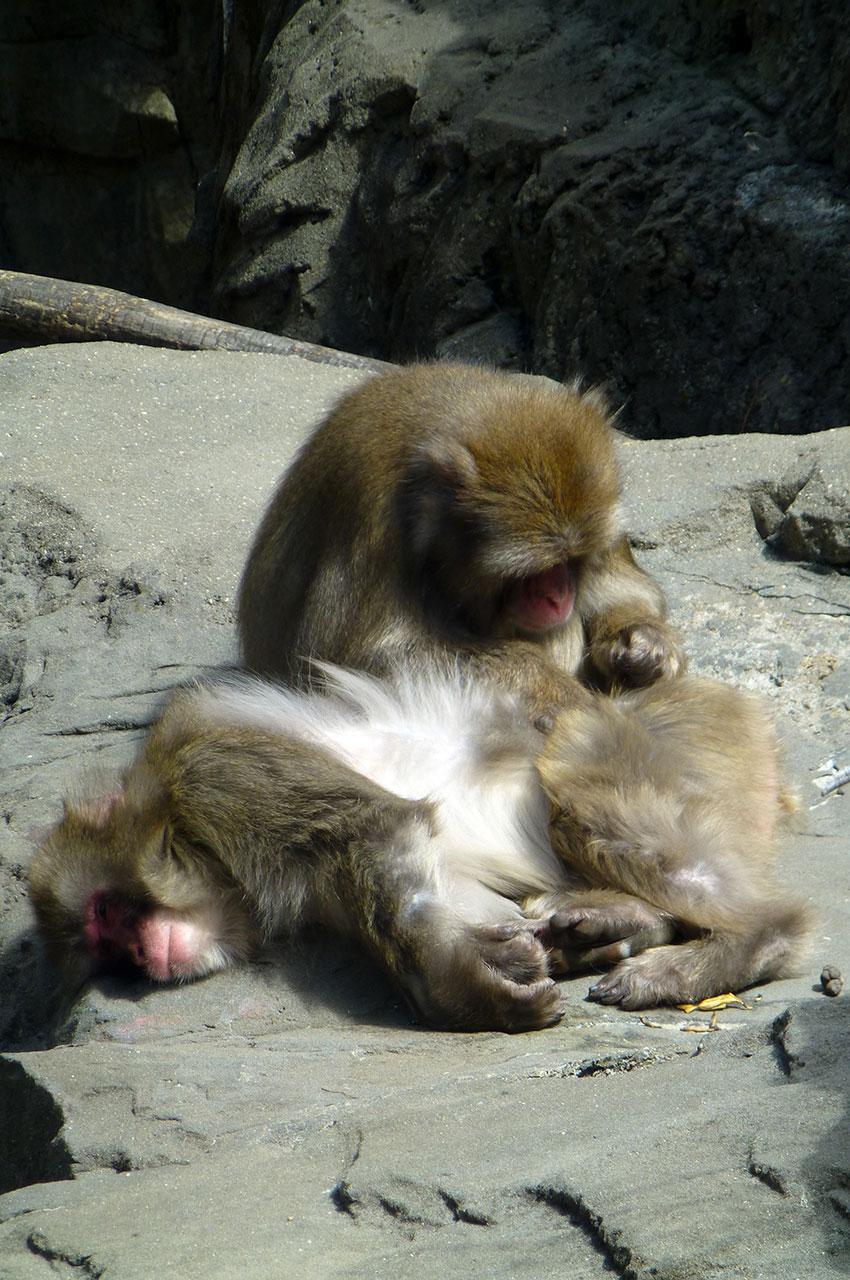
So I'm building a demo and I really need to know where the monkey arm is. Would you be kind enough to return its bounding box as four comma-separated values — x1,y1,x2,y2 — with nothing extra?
452,641,594,731
401,638,596,731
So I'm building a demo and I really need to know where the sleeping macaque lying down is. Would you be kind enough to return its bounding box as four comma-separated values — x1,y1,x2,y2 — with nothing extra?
28,666,810,1032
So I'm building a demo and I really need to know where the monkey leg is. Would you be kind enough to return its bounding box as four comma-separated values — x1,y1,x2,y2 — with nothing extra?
522,888,676,975
587,898,812,1009
344,816,562,1033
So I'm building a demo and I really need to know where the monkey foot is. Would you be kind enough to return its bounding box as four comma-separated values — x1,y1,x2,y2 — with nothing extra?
539,906,676,975
587,948,693,1010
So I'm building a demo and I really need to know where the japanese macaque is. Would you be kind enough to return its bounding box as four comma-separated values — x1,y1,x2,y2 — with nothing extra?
28,667,809,1031
30,668,570,1032
237,362,685,719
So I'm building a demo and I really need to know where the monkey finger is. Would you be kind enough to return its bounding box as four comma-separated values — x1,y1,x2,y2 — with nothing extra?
576,933,657,968
496,976,564,1030
544,907,673,948
547,910,632,944
452,922,565,1029
545,917,677,976
472,920,552,986
547,939,635,976
478,920,540,941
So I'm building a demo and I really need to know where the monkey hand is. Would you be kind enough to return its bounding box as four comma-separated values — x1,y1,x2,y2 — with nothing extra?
540,903,676,975
410,920,563,1032
591,619,686,689
467,642,595,732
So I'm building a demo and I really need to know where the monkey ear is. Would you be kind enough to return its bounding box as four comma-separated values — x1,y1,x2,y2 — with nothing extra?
577,383,614,420
402,438,480,558
64,789,127,829
65,765,168,831
414,436,480,489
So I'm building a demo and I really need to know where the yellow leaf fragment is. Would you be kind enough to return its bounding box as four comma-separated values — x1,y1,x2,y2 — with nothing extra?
676,993,749,1013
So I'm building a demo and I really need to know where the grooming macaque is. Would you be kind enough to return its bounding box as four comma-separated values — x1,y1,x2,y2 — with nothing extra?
237,363,685,718
29,667,809,1030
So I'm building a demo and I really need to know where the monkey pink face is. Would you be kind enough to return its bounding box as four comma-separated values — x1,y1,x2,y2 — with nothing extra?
503,562,576,634
84,891,219,982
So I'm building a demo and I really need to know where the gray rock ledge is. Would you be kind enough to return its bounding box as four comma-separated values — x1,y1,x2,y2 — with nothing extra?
0,344,848,1278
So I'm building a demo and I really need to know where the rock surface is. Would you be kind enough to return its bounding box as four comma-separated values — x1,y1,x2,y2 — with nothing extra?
0,343,848,1278
213,0,850,437
0,5,220,311
3,1,850,438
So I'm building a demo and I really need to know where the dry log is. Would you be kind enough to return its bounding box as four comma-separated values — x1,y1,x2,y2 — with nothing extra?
0,270,389,372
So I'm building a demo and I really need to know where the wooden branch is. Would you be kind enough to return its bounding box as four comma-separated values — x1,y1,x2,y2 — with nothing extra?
0,270,389,372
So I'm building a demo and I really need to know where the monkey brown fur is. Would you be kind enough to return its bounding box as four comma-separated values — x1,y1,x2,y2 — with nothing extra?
237,363,685,718
28,669,810,1031
535,678,811,1008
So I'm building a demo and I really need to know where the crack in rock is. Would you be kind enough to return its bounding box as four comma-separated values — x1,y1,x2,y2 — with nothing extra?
437,1189,490,1226
829,1189,850,1222
530,1049,672,1078
770,1007,805,1079
747,1150,789,1196
27,1230,105,1277
528,1185,644,1280
47,718,152,736
330,1179,359,1216
0,1058,73,1195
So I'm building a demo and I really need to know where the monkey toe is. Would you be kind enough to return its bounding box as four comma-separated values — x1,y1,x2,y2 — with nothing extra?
586,967,643,1007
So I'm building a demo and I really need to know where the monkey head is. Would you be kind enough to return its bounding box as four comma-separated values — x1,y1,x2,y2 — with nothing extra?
398,378,623,640
29,770,256,987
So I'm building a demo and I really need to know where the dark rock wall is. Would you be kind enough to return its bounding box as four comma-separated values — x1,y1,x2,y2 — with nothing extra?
213,0,850,437
3,0,850,437
0,1,221,309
